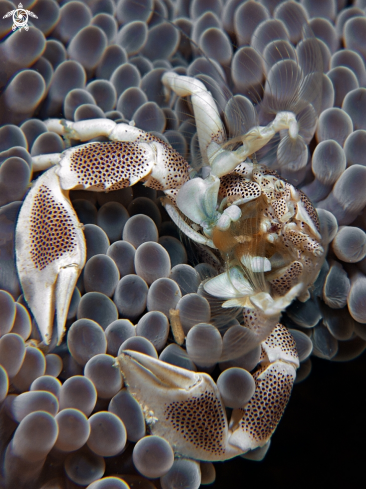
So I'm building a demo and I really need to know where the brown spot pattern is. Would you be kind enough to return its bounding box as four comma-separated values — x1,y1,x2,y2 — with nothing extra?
271,198,288,219
259,347,266,363
270,261,303,295
69,141,151,189
219,175,261,200
285,230,323,254
242,307,261,333
159,143,190,190
298,189,320,232
274,182,291,200
30,185,77,270
144,177,165,190
264,323,298,362
252,167,279,181
164,391,226,455
239,363,294,443
233,162,251,177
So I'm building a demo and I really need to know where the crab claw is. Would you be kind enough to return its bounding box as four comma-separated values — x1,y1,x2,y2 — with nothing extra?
15,166,86,345
117,350,242,461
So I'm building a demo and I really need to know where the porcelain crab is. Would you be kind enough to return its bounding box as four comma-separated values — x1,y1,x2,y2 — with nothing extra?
16,71,324,348
15,70,324,460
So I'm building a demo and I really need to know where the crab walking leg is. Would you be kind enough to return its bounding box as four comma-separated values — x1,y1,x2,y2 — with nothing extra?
117,350,243,461
228,324,299,453
162,72,226,165
161,72,301,178
44,118,149,144
15,166,86,345
32,153,62,172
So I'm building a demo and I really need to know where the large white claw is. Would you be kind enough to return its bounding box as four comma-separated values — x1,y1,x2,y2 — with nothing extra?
117,350,242,461
15,166,86,345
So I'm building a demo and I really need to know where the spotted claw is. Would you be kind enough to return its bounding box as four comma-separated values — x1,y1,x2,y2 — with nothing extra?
117,350,242,462
15,166,86,345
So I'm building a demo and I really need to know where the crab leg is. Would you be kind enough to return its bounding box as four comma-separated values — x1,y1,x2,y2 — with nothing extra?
162,72,226,166
15,166,86,345
44,118,148,144
162,72,301,178
32,153,62,172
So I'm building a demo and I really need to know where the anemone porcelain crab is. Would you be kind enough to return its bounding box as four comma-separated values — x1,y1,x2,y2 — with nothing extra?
15,71,324,461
